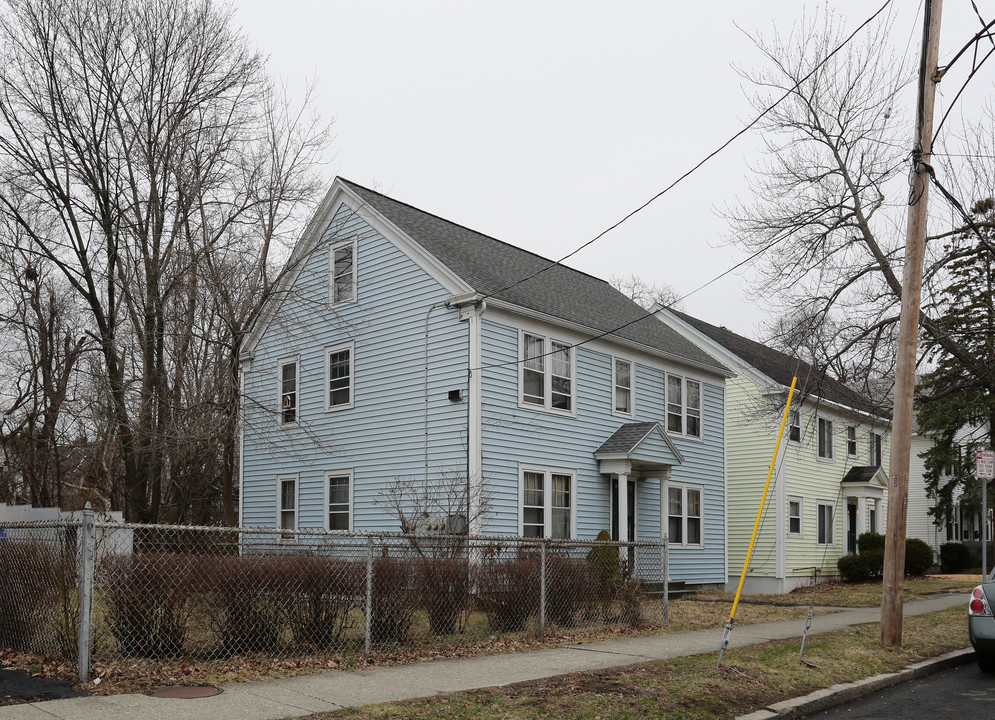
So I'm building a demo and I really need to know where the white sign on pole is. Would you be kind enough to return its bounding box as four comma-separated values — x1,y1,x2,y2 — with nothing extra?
977,450,995,480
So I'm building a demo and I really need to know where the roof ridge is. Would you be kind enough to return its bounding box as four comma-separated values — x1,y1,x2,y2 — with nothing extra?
338,177,616,290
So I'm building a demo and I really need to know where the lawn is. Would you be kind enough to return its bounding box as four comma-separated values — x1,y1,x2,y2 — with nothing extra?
304,606,970,719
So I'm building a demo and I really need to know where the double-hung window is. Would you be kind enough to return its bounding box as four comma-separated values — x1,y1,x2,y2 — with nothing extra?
870,432,882,467
667,483,702,546
817,501,835,546
521,332,573,412
788,409,801,443
613,358,633,415
846,426,858,458
326,343,354,410
788,497,802,536
278,474,297,538
521,467,573,538
326,471,352,531
330,238,357,305
279,358,299,424
818,418,834,459
666,375,702,438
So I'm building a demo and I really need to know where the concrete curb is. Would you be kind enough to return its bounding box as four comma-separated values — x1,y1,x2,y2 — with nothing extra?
735,647,975,720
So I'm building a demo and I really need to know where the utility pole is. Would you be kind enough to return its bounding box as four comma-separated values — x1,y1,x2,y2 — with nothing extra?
881,0,943,647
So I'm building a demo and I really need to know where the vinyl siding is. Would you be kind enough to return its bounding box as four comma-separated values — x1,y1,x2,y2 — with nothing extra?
241,202,469,531
725,369,891,583
908,434,944,553
479,315,726,585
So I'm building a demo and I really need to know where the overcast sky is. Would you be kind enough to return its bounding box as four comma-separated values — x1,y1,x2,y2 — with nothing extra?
232,0,992,339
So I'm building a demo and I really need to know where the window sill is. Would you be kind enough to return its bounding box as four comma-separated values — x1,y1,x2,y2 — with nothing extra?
325,403,355,413
517,401,577,419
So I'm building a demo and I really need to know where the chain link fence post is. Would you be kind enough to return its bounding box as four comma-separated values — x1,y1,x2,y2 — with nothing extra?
77,503,96,683
539,538,547,635
364,535,373,654
662,535,669,627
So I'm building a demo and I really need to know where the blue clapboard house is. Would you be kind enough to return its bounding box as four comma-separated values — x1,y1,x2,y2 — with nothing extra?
239,178,732,587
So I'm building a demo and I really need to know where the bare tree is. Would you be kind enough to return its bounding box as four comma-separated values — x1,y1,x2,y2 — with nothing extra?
727,8,986,403
609,274,682,310
0,0,330,522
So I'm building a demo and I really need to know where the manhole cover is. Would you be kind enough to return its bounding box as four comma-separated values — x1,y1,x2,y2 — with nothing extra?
151,685,222,699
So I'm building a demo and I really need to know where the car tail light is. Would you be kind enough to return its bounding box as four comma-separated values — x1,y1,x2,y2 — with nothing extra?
970,586,992,616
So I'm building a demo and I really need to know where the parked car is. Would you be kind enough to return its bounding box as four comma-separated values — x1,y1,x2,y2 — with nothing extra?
968,575,995,672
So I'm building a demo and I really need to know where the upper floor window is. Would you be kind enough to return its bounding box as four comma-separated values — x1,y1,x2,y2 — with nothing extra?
788,409,801,443
667,483,702,546
521,332,573,412
326,471,352,531
818,418,834,459
667,375,702,438
613,358,633,416
279,358,298,425
521,466,573,538
870,432,882,467
330,239,357,305
846,426,858,458
326,343,354,410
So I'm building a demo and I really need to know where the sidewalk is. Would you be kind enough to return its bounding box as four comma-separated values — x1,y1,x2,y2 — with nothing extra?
0,594,967,720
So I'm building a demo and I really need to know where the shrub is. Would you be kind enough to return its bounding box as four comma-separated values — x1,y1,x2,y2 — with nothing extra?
862,549,885,578
546,555,592,628
416,557,470,636
285,556,364,651
206,556,287,655
857,532,886,554
940,542,972,573
474,554,540,632
368,556,417,644
837,553,870,583
586,530,621,607
905,538,934,576
101,553,192,658
0,540,66,651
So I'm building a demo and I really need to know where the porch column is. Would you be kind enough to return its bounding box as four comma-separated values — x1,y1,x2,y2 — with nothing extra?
617,473,629,543
857,497,867,537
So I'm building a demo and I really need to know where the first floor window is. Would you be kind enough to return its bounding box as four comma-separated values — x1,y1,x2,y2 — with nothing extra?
870,432,882,467
279,475,297,537
521,467,573,538
279,359,298,424
868,503,877,534
817,501,834,545
846,426,857,457
327,344,353,409
614,358,632,415
818,418,834,459
667,483,702,546
788,497,802,536
327,472,351,530
788,409,801,443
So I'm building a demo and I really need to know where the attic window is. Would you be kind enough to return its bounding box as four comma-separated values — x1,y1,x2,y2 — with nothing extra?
331,238,356,305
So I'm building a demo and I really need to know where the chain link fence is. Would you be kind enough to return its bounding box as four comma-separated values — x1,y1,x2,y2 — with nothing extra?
0,508,668,682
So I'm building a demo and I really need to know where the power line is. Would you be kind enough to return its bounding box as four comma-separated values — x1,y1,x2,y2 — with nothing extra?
475,0,896,306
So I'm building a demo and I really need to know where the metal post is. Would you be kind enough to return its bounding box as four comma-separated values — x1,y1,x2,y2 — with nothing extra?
77,503,96,683
662,537,669,627
984,477,988,580
364,536,373,654
539,539,547,635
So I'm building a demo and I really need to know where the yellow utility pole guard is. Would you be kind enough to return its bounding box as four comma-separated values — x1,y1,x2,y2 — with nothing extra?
718,376,797,667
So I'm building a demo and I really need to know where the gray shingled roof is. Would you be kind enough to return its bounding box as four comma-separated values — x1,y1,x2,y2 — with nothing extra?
841,466,885,483
670,309,891,419
341,179,729,376
594,422,661,456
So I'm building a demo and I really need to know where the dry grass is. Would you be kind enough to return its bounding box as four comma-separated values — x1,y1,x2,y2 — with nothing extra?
687,575,978,609
308,606,969,720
